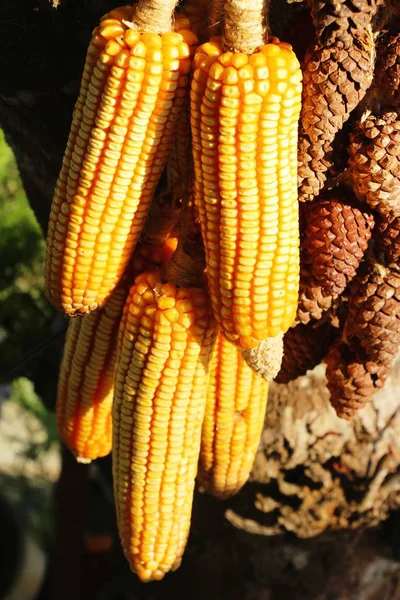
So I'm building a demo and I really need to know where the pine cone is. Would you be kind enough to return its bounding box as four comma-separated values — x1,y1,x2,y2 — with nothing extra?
344,260,400,367
325,340,389,420
298,27,374,201
306,0,384,44
375,24,400,109
275,320,338,383
302,192,374,295
297,270,336,324
348,110,400,217
375,213,400,263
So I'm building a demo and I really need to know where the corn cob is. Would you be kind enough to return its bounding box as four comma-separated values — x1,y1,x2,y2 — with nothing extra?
112,261,217,581
190,14,302,349
165,15,199,203
56,275,129,462
198,331,269,499
45,2,197,316
55,236,175,463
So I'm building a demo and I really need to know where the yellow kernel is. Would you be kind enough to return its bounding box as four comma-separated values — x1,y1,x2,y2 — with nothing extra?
162,32,182,46
125,30,141,48
105,40,121,56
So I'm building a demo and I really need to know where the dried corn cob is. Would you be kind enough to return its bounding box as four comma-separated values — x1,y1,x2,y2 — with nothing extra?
344,259,400,368
298,2,375,201
348,111,400,217
275,320,338,383
198,331,269,499
112,250,217,581
165,14,199,202
56,235,176,463
325,340,389,420
302,191,374,295
45,1,197,316
56,276,129,462
190,12,302,349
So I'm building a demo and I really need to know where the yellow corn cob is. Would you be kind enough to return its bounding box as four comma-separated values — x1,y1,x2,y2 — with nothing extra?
165,16,199,203
198,331,269,498
190,37,302,349
56,238,176,462
45,4,197,316
56,276,129,462
112,270,217,581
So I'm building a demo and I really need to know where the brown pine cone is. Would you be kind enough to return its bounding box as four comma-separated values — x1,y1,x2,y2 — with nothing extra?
305,0,384,44
325,340,389,420
375,213,400,263
275,320,338,383
344,260,400,367
374,24,400,109
302,192,374,295
298,27,374,201
297,269,337,324
348,110,400,217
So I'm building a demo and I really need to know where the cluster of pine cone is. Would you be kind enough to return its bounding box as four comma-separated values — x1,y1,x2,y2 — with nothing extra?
276,0,400,419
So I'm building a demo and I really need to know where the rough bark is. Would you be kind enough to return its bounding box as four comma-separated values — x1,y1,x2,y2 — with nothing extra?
2,1,400,599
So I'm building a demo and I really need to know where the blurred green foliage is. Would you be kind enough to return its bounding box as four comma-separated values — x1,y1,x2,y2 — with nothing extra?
0,131,60,548
0,129,56,377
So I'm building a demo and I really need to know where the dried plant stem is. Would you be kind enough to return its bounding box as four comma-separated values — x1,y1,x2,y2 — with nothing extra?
209,0,225,36
163,202,206,288
133,0,179,34
223,0,269,54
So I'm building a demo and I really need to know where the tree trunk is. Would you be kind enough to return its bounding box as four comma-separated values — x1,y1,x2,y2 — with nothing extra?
2,1,400,598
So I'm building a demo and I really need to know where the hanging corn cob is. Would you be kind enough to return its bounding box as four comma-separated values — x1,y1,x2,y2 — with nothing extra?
198,331,269,499
112,218,217,581
190,0,302,351
45,1,197,316
56,275,129,462
56,237,176,463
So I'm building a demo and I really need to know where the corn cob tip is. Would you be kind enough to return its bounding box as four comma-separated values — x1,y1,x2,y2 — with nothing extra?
241,333,284,382
75,456,92,465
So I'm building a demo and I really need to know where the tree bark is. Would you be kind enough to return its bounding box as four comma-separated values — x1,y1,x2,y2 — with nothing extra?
2,1,400,598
